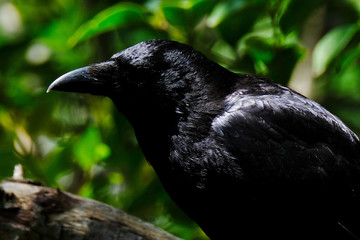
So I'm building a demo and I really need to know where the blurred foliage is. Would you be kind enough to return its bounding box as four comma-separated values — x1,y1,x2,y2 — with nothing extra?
0,0,359,239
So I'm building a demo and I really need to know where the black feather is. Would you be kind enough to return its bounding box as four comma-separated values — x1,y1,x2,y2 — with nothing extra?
48,39,360,240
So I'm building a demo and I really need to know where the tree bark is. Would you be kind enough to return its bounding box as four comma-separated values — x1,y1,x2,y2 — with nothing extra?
0,178,182,240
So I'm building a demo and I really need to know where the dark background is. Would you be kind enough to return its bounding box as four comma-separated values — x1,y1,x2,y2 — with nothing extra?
0,0,359,239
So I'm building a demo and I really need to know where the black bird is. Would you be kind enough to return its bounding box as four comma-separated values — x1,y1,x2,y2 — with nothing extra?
48,39,360,240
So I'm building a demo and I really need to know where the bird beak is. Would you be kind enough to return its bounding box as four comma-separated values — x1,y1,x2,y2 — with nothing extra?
47,65,109,95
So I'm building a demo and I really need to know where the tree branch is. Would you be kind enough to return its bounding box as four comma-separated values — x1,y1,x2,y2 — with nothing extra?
0,177,182,240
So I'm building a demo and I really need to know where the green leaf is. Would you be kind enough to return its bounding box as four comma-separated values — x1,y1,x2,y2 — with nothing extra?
207,0,246,28
245,37,274,63
162,7,189,31
313,24,358,77
68,3,146,47
209,0,266,46
161,0,214,33
108,171,124,184
73,126,110,170
329,47,360,100
279,0,325,34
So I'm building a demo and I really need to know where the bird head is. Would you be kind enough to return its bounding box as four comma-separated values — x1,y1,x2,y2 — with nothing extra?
49,40,202,98
48,39,233,134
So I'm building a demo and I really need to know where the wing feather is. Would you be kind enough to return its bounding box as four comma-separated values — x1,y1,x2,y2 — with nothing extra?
211,86,360,182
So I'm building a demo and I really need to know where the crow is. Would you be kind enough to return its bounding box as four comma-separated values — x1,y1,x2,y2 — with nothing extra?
48,39,360,240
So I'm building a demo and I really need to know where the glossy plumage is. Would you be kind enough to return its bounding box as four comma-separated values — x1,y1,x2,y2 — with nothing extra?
48,40,360,239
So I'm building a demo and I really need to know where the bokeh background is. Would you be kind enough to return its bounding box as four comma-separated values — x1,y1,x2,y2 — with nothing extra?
0,0,359,239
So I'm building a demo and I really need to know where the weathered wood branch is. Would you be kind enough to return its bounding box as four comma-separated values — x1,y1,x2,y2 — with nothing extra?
0,176,182,240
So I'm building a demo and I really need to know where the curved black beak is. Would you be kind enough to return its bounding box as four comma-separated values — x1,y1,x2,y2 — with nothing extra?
47,66,104,94
47,59,118,97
